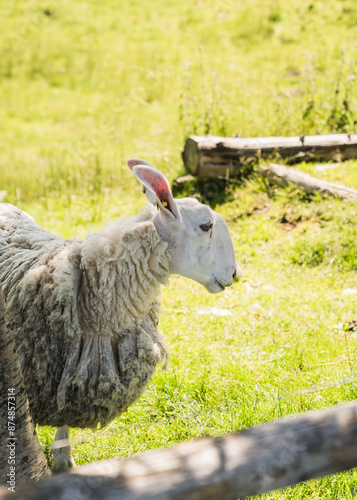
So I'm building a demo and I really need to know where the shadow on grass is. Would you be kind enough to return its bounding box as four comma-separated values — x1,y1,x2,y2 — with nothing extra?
172,174,247,208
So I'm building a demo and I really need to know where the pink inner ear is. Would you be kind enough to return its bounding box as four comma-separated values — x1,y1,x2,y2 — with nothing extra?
133,165,178,217
134,167,171,201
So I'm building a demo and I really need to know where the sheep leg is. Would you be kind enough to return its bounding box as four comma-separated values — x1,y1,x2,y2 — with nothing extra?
52,425,76,473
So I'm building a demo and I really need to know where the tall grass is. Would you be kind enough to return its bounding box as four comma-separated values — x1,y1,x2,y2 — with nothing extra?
1,1,357,205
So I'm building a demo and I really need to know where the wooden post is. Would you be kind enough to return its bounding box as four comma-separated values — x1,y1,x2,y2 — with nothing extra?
0,284,51,488
182,134,357,177
3,401,357,500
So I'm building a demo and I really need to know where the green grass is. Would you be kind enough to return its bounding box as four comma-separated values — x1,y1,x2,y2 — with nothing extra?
2,0,357,497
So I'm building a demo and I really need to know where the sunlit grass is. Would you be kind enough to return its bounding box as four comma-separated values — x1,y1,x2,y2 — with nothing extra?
2,0,357,497
37,181,357,499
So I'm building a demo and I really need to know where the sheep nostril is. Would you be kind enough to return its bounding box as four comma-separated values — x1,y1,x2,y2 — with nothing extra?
232,270,237,280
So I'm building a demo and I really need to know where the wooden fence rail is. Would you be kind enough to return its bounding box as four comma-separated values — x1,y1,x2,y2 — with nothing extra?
2,401,357,500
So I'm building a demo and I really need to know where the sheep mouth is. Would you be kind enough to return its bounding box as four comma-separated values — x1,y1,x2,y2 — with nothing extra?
215,279,226,291
203,278,226,294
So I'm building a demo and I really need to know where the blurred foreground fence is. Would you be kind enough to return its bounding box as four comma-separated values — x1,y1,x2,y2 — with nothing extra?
2,401,357,500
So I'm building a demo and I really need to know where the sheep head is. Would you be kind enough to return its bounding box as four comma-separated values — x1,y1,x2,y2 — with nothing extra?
127,159,242,294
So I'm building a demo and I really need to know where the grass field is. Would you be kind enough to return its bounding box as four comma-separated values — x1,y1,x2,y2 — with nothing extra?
2,0,357,497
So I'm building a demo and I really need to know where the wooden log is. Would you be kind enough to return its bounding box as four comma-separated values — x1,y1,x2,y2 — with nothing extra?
3,401,357,500
260,163,357,200
182,134,357,177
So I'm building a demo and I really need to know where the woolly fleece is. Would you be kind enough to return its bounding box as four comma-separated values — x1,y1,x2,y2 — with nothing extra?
0,203,170,428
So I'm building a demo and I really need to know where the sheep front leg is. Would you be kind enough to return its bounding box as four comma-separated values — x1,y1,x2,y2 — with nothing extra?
52,425,76,473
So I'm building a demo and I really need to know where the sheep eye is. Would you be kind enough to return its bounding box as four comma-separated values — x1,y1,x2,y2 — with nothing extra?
200,222,213,232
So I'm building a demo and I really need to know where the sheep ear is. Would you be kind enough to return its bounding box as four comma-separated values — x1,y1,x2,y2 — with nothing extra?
132,165,179,219
127,158,154,170
127,159,157,205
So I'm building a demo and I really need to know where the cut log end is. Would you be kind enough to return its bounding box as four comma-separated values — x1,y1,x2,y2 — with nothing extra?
182,137,200,176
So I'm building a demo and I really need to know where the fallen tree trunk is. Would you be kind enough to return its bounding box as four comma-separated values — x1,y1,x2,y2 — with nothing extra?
183,134,357,177
0,284,51,488
3,401,357,500
260,163,357,200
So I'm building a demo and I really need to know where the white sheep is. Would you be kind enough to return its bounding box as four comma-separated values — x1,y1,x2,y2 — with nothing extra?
0,159,240,473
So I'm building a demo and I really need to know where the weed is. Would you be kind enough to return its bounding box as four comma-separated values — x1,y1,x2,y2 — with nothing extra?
288,217,357,271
